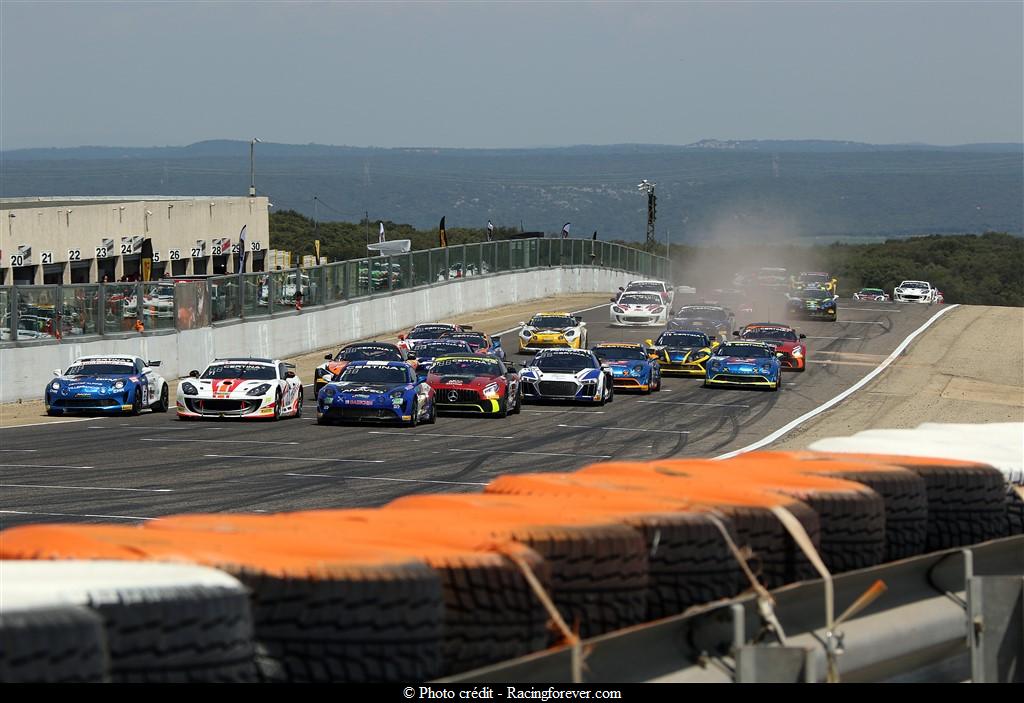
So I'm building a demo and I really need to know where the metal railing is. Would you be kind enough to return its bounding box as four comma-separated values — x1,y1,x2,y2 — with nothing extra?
0,238,670,345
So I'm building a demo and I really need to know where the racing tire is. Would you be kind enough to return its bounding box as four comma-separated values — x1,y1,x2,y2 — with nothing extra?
408,401,419,428
606,382,614,404
129,390,142,416
0,605,109,683
496,394,510,418
272,391,282,422
594,384,607,407
154,385,169,413
424,400,437,425
652,374,662,393
293,391,303,419
46,409,60,417
771,376,781,392
512,388,523,415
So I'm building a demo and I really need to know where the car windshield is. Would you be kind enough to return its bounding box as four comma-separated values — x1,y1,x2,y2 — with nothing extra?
618,294,662,305
529,316,576,329
338,365,410,384
902,282,929,289
201,363,277,380
409,326,453,340
803,289,833,300
153,285,175,297
658,332,708,347
675,307,727,321
594,347,647,361
535,353,596,372
415,341,472,357
717,344,772,359
336,345,402,362
860,288,884,294
626,282,664,292
743,328,797,341
801,274,829,283
65,362,135,376
430,359,503,377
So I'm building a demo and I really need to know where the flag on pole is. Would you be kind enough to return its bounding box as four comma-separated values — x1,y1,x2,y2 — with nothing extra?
237,225,248,274
486,220,494,242
378,222,386,243
592,231,598,241
140,238,153,282
561,222,571,239
439,216,448,248
314,239,321,265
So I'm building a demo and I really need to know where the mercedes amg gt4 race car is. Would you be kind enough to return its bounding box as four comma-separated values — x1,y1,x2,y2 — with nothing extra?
591,343,662,392
704,341,783,391
177,358,303,420
317,361,436,426
46,355,169,416
518,313,587,353
519,349,613,405
426,355,522,416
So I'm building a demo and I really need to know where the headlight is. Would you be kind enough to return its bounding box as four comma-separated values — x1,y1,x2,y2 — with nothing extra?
760,364,772,373
482,382,500,398
520,329,532,338
689,353,709,363
323,386,336,397
631,364,644,375
50,381,60,391
315,367,329,378
612,306,625,314
651,307,664,314
390,389,405,399
564,328,578,337
791,347,803,358
247,383,272,396
113,380,125,390
181,382,198,395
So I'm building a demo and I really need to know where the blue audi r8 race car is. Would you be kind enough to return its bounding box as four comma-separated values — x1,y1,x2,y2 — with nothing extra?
45,354,170,415
316,361,436,426
704,341,783,391
591,343,661,393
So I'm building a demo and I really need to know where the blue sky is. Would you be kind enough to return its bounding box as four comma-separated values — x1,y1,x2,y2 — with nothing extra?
2,1,1021,149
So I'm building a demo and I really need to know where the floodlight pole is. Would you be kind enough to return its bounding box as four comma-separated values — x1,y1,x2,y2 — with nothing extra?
638,179,657,250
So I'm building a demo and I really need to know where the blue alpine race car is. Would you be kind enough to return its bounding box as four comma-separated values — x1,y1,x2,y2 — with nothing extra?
316,361,436,426
45,354,170,415
591,343,661,393
704,341,783,391
408,339,475,381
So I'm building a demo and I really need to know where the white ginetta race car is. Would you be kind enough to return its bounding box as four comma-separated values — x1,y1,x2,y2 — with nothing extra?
177,357,303,420
893,280,937,303
609,291,670,326
619,279,674,307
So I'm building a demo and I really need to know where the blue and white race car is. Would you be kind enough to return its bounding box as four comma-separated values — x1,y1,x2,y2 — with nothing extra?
704,341,783,391
316,361,436,426
45,354,169,415
519,349,614,405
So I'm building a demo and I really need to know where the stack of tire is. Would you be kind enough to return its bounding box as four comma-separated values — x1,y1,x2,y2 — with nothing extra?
0,443,1016,682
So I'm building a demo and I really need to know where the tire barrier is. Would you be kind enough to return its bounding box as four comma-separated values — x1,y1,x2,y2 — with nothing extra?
1,421,1018,682
0,524,445,683
0,560,255,683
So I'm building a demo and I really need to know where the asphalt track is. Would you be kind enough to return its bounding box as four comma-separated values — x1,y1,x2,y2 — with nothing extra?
0,295,944,528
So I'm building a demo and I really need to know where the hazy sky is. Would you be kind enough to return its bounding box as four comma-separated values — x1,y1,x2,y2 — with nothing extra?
2,1,1021,149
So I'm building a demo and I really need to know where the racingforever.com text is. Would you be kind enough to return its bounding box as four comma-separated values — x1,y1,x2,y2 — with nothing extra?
406,687,623,700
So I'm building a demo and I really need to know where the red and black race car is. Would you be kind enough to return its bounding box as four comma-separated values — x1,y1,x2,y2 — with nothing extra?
733,323,808,371
425,354,522,417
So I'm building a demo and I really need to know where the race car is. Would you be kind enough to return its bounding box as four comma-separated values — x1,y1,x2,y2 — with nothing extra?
617,279,674,306
441,330,506,360
893,280,937,303
46,355,169,416
734,323,807,371
426,355,522,416
650,330,719,377
314,342,407,395
853,288,891,302
122,284,175,319
591,343,662,392
608,292,670,327
667,305,735,341
791,272,838,294
177,358,303,420
704,341,783,391
787,287,838,321
396,323,471,353
934,290,945,304
407,339,475,380
316,361,436,426
754,267,790,290
517,313,587,353
519,349,614,405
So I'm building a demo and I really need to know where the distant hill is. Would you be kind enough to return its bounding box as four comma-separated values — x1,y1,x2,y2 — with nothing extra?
1,140,1020,241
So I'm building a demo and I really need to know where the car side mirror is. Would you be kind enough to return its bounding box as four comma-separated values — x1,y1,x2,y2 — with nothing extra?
189,370,200,378
52,368,62,377
324,353,333,360
732,330,740,337
506,362,516,371
833,295,839,301
407,352,417,360
618,287,625,292
148,360,161,367
397,333,406,340
799,333,806,339
610,298,617,303
600,365,612,372
644,339,654,346
493,336,501,345
285,370,296,379
518,321,526,327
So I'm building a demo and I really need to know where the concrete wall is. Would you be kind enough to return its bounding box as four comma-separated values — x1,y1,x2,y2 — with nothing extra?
0,266,631,403
0,196,270,284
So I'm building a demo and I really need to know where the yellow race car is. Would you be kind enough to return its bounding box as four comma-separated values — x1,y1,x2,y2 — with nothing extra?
791,271,838,294
517,312,587,354
649,330,719,377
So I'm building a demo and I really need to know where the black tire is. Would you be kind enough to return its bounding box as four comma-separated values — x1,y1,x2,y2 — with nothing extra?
46,409,60,417
408,400,419,428
93,585,258,683
496,393,509,418
0,605,109,683
906,464,1009,550
512,387,523,414
154,385,169,413
652,373,662,393
424,399,437,425
595,383,607,406
316,412,332,426
129,391,142,416
245,563,443,682
293,390,303,419
272,391,282,422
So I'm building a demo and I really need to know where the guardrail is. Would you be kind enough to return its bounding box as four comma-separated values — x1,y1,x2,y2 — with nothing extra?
0,238,669,346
